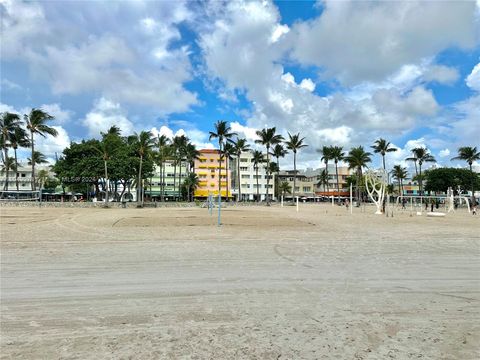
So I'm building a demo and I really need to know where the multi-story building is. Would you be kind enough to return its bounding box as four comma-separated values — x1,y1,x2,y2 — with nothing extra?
0,164,52,191
230,151,275,201
306,165,352,196
277,170,316,199
145,160,188,201
194,149,232,199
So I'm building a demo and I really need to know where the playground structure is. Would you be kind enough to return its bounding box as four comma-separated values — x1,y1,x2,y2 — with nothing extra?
394,192,471,214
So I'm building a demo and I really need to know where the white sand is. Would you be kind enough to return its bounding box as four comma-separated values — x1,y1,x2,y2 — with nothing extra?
1,204,479,359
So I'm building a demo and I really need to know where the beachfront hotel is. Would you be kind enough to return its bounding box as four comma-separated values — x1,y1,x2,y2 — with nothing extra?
193,149,232,199
144,160,188,201
230,151,275,202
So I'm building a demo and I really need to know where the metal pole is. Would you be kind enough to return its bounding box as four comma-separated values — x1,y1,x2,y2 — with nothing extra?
281,195,283,207
350,183,353,214
296,196,299,212
218,193,221,226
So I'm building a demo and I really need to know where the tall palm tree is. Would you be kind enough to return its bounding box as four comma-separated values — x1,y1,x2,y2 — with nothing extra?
285,132,307,200
172,135,188,200
255,127,284,205
390,165,408,196
209,121,236,199
231,138,251,201
10,125,30,191
27,151,49,166
407,147,435,195
183,172,199,202
184,142,200,176
93,127,120,205
330,146,345,203
278,181,292,198
270,143,288,200
222,141,235,202
451,146,480,203
318,146,333,195
317,169,329,193
1,112,23,191
156,135,170,202
345,146,372,205
36,169,49,190
371,138,397,175
25,108,58,191
251,150,264,202
134,131,155,207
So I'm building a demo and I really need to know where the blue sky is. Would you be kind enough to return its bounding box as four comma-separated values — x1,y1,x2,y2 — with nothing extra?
1,0,479,171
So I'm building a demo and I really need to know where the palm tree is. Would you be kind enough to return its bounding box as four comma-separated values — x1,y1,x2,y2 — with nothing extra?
183,172,199,202
36,169,49,190
172,135,188,200
27,151,49,166
330,146,345,203
134,131,155,207
10,125,30,191
222,141,235,202
93,127,120,205
345,146,372,205
0,156,16,190
278,181,292,198
390,165,408,196
451,146,480,203
407,147,435,195
255,127,284,204
184,142,200,179
371,138,397,175
156,135,170,202
317,169,329,193
270,143,288,200
251,150,264,202
285,132,307,200
1,112,23,191
209,121,236,199
231,138,251,201
25,108,58,191
318,146,333,195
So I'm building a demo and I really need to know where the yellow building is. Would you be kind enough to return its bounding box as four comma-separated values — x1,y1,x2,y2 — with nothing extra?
194,149,232,199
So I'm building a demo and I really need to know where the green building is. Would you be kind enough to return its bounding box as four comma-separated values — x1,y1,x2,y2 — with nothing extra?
145,160,188,200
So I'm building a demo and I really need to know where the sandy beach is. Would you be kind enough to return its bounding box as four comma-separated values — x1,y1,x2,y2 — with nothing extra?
1,204,479,359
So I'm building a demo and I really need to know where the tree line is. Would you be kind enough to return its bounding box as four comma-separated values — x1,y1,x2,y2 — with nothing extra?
2,111,479,204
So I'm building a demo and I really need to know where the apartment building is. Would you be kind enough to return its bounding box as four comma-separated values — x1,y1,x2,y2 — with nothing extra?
145,160,188,200
305,165,352,196
230,151,275,201
277,170,316,199
194,149,232,199
0,164,52,191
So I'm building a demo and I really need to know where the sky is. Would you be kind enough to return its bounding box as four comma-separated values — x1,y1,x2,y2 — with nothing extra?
1,0,479,173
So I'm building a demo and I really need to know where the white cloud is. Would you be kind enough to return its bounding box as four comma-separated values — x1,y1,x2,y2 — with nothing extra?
35,125,71,158
2,1,198,114
270,24,289,43
466,62,480,91
82,98,135,138
39,103,72,124
290,0,478,84
439,148,451,158
230,121,259,142
423,65,459,85
299,78,316,92
315,126,353,145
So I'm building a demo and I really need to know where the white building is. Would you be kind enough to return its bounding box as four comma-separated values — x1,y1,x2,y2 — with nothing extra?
0,164,52,191
230,152,275,201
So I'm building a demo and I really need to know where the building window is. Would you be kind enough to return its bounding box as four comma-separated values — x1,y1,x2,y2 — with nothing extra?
241,175,250,179
240,158,249,162
21,173,26,178
303,187,311,192
240,167,248,171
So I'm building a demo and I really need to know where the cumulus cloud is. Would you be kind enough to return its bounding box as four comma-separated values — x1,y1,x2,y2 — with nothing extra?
2,0,198,114
82,98,135,138
290,0,478,84
35,126,71,158
423,65,459,85
466,62,480,91
439,148,451,158
39,103,73,124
